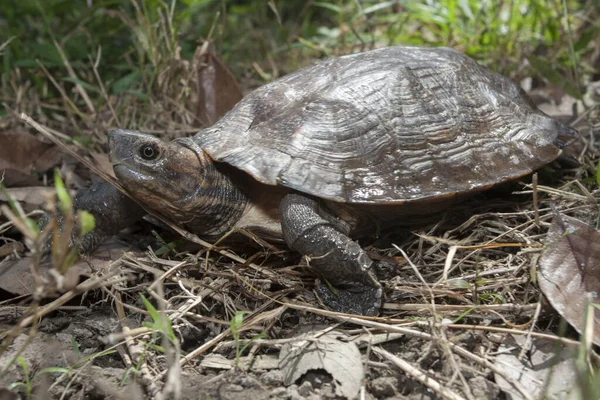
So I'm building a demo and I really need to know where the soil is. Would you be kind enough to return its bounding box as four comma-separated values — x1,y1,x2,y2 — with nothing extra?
0,305,509,400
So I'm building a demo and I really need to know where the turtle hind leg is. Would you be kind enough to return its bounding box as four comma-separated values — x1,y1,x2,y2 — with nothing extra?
279,193,382,316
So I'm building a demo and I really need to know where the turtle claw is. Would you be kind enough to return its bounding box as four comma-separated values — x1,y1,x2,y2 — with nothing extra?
314,281,382,316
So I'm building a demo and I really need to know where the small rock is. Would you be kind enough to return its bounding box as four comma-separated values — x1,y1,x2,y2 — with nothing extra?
370,376,397,397
97,367,127,382
297,381,313,397
270,387,290,399
55,333,72,343
469,376,500,399
227,384,244,392
287,385,304,400
239,376,257,388
319,383,337,399
261,370,284,386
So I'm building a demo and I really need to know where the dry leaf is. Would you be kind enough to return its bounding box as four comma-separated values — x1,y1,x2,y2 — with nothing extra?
0,242,25,258
538,214,600,345
0,388,20,400
89,151,116,178
494,334,580,400
279,327,364,399
193,42,243,126
0,187,73,215
0,129,62,186
201,354,279,370
0,240,133,296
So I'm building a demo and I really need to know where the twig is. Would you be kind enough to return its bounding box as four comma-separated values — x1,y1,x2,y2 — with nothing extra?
54,40,96,114
384,303,538,313
373,347,466,400
12,271,126,329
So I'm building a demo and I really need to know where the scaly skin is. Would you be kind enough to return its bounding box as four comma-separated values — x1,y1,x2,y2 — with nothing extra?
280,193,382,315
41,182,145,254
75,183,146,253
100,129,384,315
108,130,249,238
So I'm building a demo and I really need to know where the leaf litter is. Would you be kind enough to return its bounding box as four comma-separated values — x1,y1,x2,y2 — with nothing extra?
538,213,600,346
493,334,580,400
1,42,600,400
278,326,364,399
0,129,63,187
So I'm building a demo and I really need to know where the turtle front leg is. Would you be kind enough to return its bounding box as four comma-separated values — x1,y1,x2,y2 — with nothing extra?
280,193,382,316
41,182,145,254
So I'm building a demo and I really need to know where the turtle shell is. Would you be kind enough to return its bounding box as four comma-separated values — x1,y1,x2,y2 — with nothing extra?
195,46,576,204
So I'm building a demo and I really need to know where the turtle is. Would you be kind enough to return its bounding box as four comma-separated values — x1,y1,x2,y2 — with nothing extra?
72,46,578,316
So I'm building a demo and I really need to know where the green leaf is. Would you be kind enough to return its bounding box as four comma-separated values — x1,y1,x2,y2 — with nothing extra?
63,246,80,270
140,294,176,342
1,184,20,216
111,70,142,95
453,307,475,323
312,2,342,13
141,294,161,324
7,382,26,390
527,55,583,99
71,337,81,357
72,136,94,146
574,28,594,52
360,1,396,15
62,77,101,94
1,183,39,234
154,241,179,256
54,170,72,214
152,231,178,255
230,311,249,333
31,42,63,64
36,367,70,376
124,90,150,102
79,211,95,235
446,278,470,289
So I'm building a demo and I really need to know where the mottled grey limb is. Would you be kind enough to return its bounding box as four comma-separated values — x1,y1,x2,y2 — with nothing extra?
74,182,146,253
41,182,145,254
279,192,382,315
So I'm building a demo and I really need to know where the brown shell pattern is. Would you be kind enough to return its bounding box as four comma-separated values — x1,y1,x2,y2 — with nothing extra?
196,46,570,204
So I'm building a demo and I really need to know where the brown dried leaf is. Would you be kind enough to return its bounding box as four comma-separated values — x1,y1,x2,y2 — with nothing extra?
538,214,600,345
192,42,243,126
0,242,25,258
89,151,116,178
279,327,364,399
0,240,133,296
494,334,580,400
0,170,42,187
0,129,62,186
0,187,70,215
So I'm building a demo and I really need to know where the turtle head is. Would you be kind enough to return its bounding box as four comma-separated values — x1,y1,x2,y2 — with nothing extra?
107,129,248,236
108,129,209,224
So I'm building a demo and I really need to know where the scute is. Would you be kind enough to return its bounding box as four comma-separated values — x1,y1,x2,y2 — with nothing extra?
196,46,571,204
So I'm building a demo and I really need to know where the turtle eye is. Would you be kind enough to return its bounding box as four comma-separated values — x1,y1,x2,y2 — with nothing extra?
139,144,159,160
